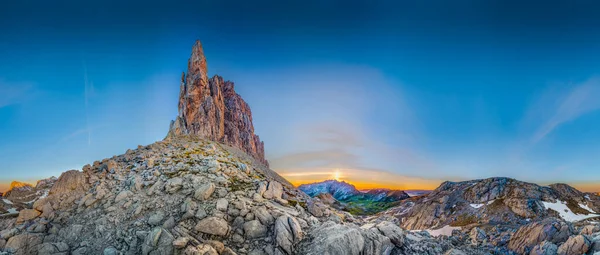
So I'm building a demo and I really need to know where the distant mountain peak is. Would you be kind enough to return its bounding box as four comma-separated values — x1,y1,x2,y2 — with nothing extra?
7,181,32,192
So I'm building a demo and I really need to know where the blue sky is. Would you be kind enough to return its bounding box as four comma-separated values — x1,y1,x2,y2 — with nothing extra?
2,0,600,191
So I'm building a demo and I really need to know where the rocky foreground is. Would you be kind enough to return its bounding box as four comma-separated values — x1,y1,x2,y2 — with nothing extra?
0,137,495,255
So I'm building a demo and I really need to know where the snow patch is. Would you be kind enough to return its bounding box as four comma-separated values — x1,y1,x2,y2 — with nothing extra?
426,225,461,237
542,200,600,222
579,203,596,214
2,199,13,205
585,195,591,201
7,208,17,214
470,200,494,209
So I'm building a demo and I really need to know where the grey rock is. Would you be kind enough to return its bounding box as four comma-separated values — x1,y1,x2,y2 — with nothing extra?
141,227,174,255
148,211,166,226
375,221,405,247
216,198,229,212
4,233,43,255
263,181,283,200
361,228,393,255
165,177,183,193
103,247,118,255
194,182,215,200
195,217,230,236
37,242,70,255
274,215,304,254
254,206,275,225
298,222,364,255
508,218,573,254
244,220,268,239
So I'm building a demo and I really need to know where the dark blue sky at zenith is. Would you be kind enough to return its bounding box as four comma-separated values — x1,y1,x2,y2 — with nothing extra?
2,0,600,190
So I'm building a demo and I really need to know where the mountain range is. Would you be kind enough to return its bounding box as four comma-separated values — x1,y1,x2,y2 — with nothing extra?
0,40,599,255
298,180,410,215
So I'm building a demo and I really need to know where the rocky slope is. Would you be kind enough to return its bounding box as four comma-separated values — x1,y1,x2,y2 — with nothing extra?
167,40,267,167
381,177,600,231
0,137,494,255
370,177,600,254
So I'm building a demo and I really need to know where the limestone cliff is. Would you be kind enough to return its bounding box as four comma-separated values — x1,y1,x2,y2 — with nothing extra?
168,40,268,167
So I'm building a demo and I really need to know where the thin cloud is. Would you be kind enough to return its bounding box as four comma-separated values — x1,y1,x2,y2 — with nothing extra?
0,79,33,108
270,148,360,169
531,78,600,143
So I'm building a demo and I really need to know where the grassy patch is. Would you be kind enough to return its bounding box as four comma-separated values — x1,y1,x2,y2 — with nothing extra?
450,214,477,227
229,176,253,192
342,200,401,215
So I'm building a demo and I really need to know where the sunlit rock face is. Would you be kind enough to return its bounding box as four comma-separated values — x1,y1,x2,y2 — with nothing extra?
168,40,267,167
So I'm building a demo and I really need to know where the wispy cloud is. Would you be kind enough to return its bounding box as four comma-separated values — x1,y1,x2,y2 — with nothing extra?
531,78,600,143
82,61,96,146
0,79,33,108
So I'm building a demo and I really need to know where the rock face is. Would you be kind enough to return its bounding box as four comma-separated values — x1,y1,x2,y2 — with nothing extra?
168,40,268,167
507,218,573,254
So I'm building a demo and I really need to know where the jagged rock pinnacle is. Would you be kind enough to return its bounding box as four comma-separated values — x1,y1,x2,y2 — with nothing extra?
168,40,268,166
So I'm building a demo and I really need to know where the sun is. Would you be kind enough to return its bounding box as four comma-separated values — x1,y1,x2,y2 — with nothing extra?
333,169,342,181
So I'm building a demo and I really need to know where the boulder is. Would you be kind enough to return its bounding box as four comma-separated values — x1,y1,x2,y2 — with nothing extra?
216,198,229,211
4,233,43,255
148,211,166,226
37,242,70,255
184,244,218,255
244,220,267,239
298,222,364,255
274,215,304,254
165,177,183,193
254,206,274,225
141,227,175,255
361,228,393,255
263,181,283,200
15,209,41,224
375,221,405,247
49,170,87,196
530,241,558,255
195,217,230,236
508,218,573,254
557,235,591,255
194,182,215,200
469,227,487,245
581,225,600,235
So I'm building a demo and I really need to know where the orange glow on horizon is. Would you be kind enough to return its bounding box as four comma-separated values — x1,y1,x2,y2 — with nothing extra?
278,168,600,192
278,168,443,191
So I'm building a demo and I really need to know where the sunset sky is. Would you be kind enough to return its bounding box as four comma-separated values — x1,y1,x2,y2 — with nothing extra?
2,1,600,192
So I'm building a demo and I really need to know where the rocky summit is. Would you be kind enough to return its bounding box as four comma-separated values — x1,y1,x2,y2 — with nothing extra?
167,40,268,167
1,40,600,255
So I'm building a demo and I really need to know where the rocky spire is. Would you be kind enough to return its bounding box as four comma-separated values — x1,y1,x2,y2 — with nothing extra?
168,40,268,166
